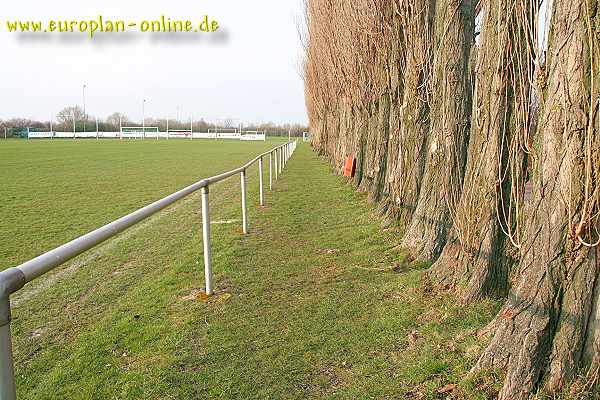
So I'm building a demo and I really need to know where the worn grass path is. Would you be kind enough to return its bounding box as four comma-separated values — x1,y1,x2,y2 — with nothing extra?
12,143,498,399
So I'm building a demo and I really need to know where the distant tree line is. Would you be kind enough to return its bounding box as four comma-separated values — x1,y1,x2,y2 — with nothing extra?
0,106,308,137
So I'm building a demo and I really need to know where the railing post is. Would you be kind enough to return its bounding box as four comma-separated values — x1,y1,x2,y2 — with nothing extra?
269,152,273,190
0,297,16,400
240,170,248,234
274,150,278,181
200,186,213,295
258,157,264,206
279,147,283,174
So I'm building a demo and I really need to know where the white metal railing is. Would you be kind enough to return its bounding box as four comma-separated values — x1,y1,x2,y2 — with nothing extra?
0,140,297,400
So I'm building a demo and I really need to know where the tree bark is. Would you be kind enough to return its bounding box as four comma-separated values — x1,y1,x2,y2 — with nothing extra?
369,93,391,203
473,0,600,397
428,0,532,302
401,0,475,262
384,0,435,228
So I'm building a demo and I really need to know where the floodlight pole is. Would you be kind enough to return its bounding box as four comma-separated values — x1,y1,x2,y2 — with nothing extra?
82,84,87,133
142,99,146,140
72,113,76,137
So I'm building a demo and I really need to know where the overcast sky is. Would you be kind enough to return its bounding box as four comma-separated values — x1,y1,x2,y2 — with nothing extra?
0,0,308,125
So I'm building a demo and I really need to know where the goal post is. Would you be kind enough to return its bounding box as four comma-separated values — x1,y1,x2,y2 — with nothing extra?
207,127,240,140
240,130,266,141
120,126,159,140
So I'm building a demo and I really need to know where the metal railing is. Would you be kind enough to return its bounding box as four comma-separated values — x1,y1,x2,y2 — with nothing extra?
0,140,298,400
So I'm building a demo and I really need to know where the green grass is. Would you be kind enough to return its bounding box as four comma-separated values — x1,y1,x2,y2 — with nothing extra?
0,139,282,268
3,140,500,399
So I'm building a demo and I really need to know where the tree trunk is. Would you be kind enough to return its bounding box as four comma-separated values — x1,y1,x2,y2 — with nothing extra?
381,10,406,224
401,0,475,261
369,93,391,203
473,0,600,397
358,101,380,194
428,0,532,302
384,0,435,228
353,106,369,188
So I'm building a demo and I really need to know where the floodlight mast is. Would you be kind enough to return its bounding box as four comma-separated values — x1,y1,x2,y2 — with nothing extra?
142,99,146,140
82,84,87,133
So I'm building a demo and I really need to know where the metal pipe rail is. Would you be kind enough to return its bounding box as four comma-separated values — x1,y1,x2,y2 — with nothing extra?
0,140,298,400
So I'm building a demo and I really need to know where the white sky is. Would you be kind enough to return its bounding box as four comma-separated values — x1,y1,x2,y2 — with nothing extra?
0,0,308,125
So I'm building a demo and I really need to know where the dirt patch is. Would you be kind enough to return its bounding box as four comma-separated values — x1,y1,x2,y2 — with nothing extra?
180,288,233,305
181,289,204,301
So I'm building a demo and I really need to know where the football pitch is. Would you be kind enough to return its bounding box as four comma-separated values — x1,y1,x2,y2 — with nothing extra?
0,139,283,269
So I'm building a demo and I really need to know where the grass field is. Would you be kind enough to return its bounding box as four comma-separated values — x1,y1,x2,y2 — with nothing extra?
1,140,500,399
0,139,283,268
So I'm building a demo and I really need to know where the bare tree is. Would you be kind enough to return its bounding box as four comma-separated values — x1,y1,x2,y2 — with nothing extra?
56,106,84,124
106,112,129,129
